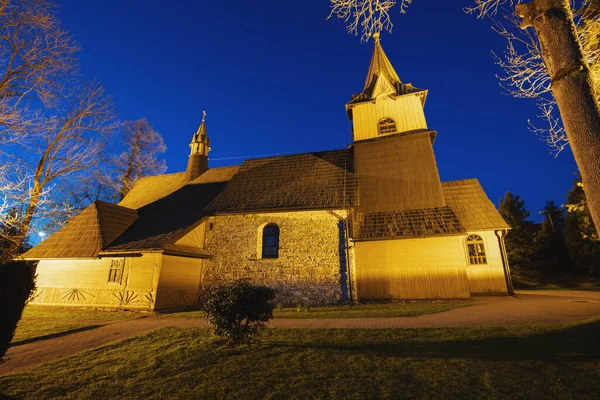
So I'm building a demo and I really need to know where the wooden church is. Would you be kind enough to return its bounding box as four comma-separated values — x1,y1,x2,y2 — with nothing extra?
23,34,513,309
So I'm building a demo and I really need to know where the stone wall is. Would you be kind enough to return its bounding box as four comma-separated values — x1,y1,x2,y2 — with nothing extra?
202,210,349,305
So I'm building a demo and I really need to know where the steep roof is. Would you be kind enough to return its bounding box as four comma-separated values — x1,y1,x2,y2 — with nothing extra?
105,167,239,252
442,179,510,231
120,172,186,210
22,201,138,259
348,35,426,105
207,149,358,213
363,33,401,91
353,206,466,240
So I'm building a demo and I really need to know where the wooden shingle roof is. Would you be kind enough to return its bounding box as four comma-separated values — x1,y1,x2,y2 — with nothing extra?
348,36,426,106
105,167,239,252
206,149,358,213
120,172,186,210
353,207,465,240
442,179,510,231
22,201,138,259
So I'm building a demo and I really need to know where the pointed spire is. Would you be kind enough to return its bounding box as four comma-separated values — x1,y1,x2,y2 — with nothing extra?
193,110,207,141
347,33,426,107
363,32,401,91
185,111,210,182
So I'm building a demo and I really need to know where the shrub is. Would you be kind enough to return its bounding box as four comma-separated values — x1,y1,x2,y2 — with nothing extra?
0,261,36,360
203,280,275,344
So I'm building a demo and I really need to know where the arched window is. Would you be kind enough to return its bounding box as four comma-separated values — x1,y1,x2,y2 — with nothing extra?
262,224,280,258
378,118,396,135
466,235,487,265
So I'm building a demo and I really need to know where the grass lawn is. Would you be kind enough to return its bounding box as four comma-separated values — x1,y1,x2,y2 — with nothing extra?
11,320,100,345
161,301,471,319
22,305,143,321
9,305,143,345
2,319,599,399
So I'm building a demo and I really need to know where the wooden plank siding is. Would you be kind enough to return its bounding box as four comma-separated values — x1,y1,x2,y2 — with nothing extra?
465,230,508,294
353,236,471,299
31,253,161,309
155,255,203,309
352,95,427,141
353,231,509,299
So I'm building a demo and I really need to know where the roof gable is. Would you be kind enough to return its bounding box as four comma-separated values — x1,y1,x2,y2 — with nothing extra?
105,180,230,252
22,201,138,259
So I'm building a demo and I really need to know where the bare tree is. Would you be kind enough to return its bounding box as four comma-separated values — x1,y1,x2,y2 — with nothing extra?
109,119,167,201
328,0,600,233
0,0,78,145
1,81,117,257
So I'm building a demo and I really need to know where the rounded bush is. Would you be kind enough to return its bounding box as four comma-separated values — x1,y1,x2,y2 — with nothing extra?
203,280,275,344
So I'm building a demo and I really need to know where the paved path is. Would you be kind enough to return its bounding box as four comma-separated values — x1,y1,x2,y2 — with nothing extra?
1,290,600,375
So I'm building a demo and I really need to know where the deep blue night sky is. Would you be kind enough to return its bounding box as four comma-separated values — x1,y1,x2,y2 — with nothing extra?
56,0,579,221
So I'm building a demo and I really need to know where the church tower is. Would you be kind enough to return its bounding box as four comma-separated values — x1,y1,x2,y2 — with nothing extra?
184,111,210,182
346,32,428,142
350,34,446,213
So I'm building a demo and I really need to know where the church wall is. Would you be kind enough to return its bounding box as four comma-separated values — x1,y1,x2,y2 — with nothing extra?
202,210,349,305
353,235,471,299
155,255,203,309
352,95,427,141
30,253,161,310
465,230,509,294
353,131,446,212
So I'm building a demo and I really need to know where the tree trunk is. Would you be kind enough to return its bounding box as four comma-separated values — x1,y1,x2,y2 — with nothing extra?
8,181,41,258
517,0,600,233
8,155,45,258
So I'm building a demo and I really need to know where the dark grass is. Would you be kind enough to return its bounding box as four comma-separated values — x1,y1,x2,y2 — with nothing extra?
2,319,600,399
22,305,143,321
512,271,600,291
10,321,101,346
160,301,471,319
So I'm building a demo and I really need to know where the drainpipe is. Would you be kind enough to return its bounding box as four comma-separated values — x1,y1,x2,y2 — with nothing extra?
495,229,515,295
343,213,354,302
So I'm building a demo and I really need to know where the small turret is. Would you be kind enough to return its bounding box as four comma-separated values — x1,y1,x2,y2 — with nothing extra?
185,111,211,182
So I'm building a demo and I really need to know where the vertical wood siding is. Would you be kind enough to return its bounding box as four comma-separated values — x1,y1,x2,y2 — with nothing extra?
30,253,161,309
155,255,203,309
466,231,508,294
352,95,427,141
354,236,471,299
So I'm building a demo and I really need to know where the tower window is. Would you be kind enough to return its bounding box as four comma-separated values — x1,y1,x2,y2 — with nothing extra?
262,224,280,259
378,118,396,135
466,235,487,265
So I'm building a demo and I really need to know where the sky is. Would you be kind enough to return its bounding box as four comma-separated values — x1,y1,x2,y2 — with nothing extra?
56,0,580,221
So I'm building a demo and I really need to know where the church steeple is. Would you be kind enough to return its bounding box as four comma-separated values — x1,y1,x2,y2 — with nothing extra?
185,111,210,182
362,32,402,92
346,34,429,142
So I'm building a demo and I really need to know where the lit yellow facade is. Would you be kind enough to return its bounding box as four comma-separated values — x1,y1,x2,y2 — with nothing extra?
351,94,427,141
352,230,508,300
31,252,207,310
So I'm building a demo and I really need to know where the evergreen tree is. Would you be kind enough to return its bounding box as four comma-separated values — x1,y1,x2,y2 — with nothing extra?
498,192,535,272
532,201,573,273
564,175,600,277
